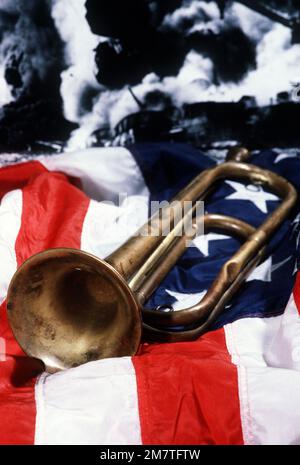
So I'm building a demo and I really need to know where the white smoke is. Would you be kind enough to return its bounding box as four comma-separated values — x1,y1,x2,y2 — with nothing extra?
50,0,300,150
160,2,300,106
51,0,101,122
0,0,18,14
0,64,13,106
51,0,148,150
217,21,300,105
162,0,224,34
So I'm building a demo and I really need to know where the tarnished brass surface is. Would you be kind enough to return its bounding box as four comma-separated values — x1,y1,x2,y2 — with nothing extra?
6,148,298,370
7,249,141,372
226,146,251,163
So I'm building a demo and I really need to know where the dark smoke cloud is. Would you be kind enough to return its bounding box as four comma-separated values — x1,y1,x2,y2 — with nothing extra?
0,0,63,100
187,27,256,83
86,0,187,88
86,0,256,89
0,0,75,150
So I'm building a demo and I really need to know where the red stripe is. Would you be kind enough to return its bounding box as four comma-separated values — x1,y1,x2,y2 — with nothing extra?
133,329,244,445
0,161,47,201
293,272,300,315
0,322,42,445
0,164,90,444
16,169,89,265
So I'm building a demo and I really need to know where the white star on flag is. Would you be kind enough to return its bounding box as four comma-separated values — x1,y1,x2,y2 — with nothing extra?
193,232,231,257
225,180,279,214
166,289,207,311
275,153,299,164
247,257,272,282
293,259,299,276
247,255,293,283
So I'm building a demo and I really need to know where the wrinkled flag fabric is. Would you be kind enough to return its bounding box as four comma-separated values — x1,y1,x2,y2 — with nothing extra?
0,144,300,445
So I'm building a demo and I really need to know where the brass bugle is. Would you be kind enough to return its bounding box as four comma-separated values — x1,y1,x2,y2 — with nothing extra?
6,148,298,372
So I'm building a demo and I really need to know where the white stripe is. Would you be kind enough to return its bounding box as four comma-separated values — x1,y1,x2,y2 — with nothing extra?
224,292,300,445
225,295,300,370
74,147,150,258
0,189,22,304
224,315,281,368
265,294,300,370
238,365,300,445
34,357,142,445
236,365,256,446
81,195,149,259
38,147,149,202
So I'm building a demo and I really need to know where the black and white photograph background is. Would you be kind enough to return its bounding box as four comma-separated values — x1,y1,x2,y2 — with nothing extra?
0,0,299,156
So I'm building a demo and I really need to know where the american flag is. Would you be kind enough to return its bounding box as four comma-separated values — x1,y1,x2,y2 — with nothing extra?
0,143,300,445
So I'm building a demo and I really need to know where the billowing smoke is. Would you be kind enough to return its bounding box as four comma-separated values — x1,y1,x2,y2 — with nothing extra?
0,0,63,101
51,0,101,121
0,0,75,150
48,0,300,150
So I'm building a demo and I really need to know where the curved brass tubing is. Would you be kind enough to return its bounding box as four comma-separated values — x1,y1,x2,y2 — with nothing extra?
134,162,297,340
141,213,265,342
